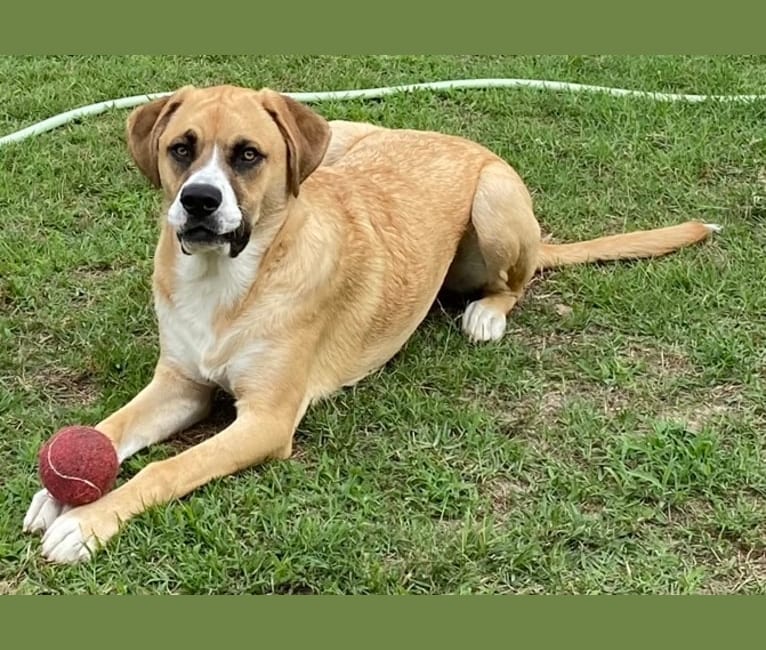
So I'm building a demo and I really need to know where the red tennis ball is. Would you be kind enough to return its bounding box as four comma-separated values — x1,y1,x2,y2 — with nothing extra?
38,425,119,506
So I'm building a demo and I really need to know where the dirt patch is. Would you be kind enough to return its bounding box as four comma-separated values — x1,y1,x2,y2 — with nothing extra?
168,390,237,450
624,341,694,378
20,365,100,408
542,386,633,419
483,477,531,519
71,262,116,281
164,389,310,461
511,327,584,354
658,383,746,433
0,283,11,310
472,383,634,439
0,580,19,595
510,379,744,443
700,548,766,594
486,337,699,423
663,496,766,594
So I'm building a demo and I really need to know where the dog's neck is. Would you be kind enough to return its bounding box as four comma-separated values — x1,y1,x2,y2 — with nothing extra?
152,194,312,309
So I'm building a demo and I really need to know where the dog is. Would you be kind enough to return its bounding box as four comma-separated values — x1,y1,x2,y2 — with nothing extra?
23,84,719,563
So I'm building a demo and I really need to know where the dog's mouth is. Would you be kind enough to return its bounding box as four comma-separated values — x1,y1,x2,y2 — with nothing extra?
180,225,219,242
177,221,251,258
181,224,230,244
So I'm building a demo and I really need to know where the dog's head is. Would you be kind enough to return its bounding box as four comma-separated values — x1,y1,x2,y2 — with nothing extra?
126,85,331,257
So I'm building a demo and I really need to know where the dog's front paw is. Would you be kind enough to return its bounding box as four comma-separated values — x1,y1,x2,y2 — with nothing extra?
23,489,70,534
40,504,120,564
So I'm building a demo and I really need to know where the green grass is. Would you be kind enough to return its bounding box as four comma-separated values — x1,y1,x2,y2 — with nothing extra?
1,55,765,594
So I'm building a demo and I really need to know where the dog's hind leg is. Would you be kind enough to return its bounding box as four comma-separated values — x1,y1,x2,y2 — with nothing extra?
446,161,542,342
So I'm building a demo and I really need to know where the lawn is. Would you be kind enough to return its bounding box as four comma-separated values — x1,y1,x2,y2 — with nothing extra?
1,55,765,594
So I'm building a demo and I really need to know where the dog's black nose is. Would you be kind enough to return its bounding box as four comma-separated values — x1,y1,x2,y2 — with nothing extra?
180,184,222,218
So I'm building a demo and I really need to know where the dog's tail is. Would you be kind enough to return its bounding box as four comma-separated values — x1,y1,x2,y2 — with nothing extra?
537,221,721,270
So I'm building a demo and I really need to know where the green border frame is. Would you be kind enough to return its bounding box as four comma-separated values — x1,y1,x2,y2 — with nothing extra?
2,2,765,639
2,596,765,642
3,2,766,53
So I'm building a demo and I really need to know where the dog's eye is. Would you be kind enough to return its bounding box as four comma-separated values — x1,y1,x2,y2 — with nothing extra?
240,147,262,164
170,143,191,161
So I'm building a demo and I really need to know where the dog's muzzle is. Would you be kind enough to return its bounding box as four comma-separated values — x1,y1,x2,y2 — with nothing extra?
176,183,250,258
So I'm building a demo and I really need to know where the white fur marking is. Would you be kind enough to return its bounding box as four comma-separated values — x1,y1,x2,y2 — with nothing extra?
703,223,723,233
158,241,268,387
167,146,242,234
23,488,70,533
41,512,96,564
462,300,507,342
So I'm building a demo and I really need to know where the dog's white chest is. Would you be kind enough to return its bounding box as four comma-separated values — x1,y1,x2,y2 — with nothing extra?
155,250,261,392
159,285,226,387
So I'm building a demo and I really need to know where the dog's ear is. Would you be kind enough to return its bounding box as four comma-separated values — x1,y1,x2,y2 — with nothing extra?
261,89,331,198
126,87,192,187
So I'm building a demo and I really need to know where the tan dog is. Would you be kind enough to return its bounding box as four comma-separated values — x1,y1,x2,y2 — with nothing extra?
23,85,719,563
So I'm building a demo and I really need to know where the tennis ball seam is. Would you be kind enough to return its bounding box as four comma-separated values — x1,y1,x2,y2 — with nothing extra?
46,433,104,499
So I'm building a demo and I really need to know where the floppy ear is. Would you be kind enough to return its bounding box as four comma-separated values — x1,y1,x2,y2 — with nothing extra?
126,87,192,187
261,89,331,197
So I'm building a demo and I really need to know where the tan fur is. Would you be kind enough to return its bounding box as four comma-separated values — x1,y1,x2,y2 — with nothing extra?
537,221,715,269
25,87,718,563
260,91,332,197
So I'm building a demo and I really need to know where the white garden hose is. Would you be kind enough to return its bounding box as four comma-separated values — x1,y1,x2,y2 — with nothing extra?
2,78,765,148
